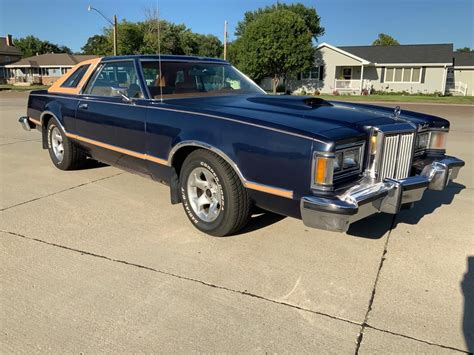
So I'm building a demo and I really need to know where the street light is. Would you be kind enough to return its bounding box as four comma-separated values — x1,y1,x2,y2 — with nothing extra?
87,5,118,56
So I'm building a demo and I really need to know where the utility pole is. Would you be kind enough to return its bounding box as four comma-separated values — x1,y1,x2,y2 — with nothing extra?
113,15,118,56
88,5,118,56
223,20,228,60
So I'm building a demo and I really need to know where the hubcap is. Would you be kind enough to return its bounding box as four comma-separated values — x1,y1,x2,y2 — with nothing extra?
187,167,222,222
51,127,64,162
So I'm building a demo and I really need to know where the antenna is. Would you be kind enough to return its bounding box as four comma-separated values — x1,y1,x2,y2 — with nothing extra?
157,5,163,103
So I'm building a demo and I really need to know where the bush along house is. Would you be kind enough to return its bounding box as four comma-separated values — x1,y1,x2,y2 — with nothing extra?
3,53,98,86
278,43,473,96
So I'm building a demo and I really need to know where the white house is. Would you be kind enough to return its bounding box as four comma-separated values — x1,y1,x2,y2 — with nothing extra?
264,43,473,96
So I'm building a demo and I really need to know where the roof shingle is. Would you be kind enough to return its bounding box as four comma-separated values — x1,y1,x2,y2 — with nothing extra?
339,44,454,64
0,36,22,56
5,53,98,67
453,51,474,66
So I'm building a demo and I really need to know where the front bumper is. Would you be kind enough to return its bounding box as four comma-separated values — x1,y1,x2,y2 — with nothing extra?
301,156,465,232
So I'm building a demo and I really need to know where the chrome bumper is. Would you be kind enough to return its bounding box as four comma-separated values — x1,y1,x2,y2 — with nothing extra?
19,116,32,131
301,156,465,232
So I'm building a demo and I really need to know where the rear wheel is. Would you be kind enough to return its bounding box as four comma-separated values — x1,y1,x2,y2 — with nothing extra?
47,119,85,170
180,149,251,236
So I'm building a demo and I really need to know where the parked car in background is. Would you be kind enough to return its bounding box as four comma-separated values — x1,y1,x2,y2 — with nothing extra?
19,55,464,236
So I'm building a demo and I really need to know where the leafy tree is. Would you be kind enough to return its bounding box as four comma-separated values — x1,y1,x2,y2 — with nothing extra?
372,33,400,46
14,35,72,57
232,9,314,93
235,2,324,40
81,34,111,55
456,47,471,52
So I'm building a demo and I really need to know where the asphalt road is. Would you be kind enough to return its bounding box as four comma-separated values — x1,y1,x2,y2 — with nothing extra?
1,92,473,353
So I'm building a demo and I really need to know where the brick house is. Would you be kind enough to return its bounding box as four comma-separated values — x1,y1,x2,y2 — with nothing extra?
3,53,98,85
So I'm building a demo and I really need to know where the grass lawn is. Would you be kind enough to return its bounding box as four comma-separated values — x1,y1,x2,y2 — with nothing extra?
318,94,474,105
0,84,48,91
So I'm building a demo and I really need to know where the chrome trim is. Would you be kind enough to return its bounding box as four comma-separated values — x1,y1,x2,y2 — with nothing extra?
40,111,66,132
168,141,247,183
19,116,31,131
301,155,464,232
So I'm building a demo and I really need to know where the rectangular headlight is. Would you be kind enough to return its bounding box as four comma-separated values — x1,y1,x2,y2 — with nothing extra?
333,142,364,178
415,132,430,150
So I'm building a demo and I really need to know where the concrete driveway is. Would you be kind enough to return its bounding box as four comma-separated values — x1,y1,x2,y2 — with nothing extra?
1,92,473,353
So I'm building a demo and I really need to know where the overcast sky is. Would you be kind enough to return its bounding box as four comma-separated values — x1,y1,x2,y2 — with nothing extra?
0,0,473,53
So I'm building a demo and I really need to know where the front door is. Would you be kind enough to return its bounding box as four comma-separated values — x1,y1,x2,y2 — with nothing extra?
74,60,149,174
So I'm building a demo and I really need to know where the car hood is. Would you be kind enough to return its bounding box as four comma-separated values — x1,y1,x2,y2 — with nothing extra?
168,95,449,142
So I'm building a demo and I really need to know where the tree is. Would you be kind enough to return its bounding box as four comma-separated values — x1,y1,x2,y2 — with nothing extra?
456,47,471,52
235,2,324,40
372,33,400,46
81,34,111,55
232,9,314,93
14,35,72,57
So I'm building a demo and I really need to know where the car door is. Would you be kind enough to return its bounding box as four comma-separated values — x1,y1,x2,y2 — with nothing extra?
74,60,149,174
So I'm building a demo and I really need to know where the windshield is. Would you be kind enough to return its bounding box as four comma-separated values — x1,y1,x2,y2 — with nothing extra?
140,61,265,99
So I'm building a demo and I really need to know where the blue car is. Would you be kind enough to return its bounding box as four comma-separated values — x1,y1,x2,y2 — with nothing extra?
19,55,464,236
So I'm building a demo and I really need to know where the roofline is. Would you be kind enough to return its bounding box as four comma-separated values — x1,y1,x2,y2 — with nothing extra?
374,62,453,66
316,42,371,64
3,64,78,68
101,54,228,63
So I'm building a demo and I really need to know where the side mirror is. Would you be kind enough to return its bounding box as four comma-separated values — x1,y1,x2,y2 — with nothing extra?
111,87,132,103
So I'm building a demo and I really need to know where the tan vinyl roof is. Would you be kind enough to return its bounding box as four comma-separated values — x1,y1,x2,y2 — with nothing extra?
5,53,99,67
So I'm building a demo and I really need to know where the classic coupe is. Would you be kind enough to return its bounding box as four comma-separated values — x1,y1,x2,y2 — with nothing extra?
19,55,464,236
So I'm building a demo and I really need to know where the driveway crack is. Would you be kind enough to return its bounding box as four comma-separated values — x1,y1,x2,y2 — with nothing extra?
0,172,124,212
354,214,396,354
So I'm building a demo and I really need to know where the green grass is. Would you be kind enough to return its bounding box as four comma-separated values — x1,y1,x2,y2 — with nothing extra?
0,84,48,91
318,94,474,105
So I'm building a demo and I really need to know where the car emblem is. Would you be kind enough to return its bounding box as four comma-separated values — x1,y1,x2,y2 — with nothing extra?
393,106,402,119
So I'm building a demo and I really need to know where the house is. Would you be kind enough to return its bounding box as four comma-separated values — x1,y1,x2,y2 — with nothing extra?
447,51,474,96
0,34,22,82
280,42,473,96
3,53,98,85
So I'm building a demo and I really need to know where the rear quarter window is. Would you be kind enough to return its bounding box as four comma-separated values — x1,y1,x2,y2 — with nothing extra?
60,64,90,88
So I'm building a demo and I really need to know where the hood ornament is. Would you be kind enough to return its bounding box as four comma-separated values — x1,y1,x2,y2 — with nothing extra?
393,106,402,119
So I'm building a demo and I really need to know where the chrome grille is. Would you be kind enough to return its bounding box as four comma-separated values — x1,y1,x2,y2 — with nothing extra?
379,133,415,180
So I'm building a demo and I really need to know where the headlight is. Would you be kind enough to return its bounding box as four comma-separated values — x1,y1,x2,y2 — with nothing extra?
415,132,430,150
312,142,364,189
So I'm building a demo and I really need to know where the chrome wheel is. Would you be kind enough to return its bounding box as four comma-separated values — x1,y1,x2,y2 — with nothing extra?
186,167,222,222
51,126,64,162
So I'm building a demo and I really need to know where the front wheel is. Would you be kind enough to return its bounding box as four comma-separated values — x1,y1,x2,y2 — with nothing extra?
180,150,251,237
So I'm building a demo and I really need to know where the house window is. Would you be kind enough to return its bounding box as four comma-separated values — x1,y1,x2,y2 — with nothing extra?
301,65,324,80
385,67,421,83
342,68,352,80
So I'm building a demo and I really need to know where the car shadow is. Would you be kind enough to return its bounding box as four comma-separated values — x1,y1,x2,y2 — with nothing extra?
462,257,474,352
73,158,108,171
347,182,465,239
235,209,286,235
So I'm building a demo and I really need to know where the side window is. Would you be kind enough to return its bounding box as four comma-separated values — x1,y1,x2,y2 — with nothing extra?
83,61,143,98
61,64,90,88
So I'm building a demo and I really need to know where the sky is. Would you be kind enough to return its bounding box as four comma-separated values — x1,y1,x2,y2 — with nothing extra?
0,0,473,53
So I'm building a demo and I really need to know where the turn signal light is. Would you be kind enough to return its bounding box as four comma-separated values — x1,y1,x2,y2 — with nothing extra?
314,156,334,186
428,131,448,150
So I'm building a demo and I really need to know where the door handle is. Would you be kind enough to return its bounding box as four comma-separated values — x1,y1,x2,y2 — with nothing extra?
78,103,88,110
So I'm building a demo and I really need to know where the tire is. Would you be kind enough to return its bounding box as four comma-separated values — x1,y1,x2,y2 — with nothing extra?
180,149,251,237
46,118,85,170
